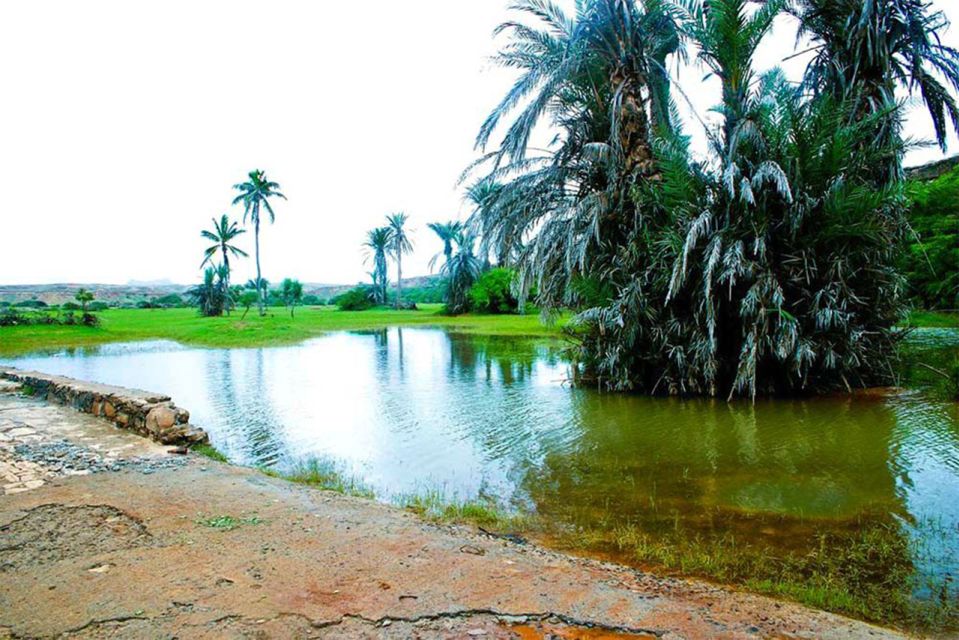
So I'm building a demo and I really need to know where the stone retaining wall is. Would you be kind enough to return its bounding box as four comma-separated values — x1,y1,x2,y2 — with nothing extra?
0,367,208,446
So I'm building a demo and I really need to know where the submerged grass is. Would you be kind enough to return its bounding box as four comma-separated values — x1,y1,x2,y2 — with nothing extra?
260,458,376,499
550,519,959,633
0,305,565,357
397,489,528,532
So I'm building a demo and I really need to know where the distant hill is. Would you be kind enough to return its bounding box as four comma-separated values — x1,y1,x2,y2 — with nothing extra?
0,275,442,305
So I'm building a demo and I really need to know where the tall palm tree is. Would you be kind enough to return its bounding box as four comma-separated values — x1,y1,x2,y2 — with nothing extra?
426,221,462,271
362,227,393,304
201,214,247,312
386,213,413,308
232,170,286,316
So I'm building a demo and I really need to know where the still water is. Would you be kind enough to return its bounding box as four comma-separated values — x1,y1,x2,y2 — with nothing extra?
3,328,958,596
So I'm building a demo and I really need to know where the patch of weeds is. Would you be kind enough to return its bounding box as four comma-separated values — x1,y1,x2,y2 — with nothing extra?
260,458,375,499
20,384,36,396
191,443,229,463
195,514,263,531
397,489,527,531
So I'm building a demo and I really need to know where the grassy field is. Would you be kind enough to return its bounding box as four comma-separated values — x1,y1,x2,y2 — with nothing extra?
0,305,566,357
1,306,954,358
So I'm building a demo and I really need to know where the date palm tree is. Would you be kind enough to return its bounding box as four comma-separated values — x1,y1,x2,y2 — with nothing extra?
426,221,462,271
386,213,413,308
232,170,286,316
201,214,247,312
440,233,482,315
792,0,959,179
363,227,393,305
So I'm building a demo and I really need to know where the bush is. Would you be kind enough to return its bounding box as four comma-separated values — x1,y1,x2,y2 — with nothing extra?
469,268,519,314
302,294,322,306
14,300,47,308
334,286,375,311
87,301,109,312
904,168,959,310
61,301,81,311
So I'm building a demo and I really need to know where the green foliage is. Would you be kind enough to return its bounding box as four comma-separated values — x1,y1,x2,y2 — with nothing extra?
441,235,482,315
466,0,929,398
192,443,229,463
335,286,376,311
237,290,258,319
87,301,109,312
232,170,285,316
280,278,304,318
61,302,81,311
386,213,413,308
362,226,393,304
15,299,47,308
188,266,230,317
195,514,262,531
469,268,519,314
74,288,94,313
301,294,322,306
904,168,959,309
262,458,375,499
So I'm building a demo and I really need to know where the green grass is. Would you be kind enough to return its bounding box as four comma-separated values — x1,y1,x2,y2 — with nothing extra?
0,305,565,357
397,489,527,531
260,458,376,499
552,521,958,633
195,514,263,531
904,309,959,328
191,443,229,463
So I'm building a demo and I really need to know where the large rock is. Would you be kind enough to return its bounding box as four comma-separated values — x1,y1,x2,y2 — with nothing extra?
0,367,208,446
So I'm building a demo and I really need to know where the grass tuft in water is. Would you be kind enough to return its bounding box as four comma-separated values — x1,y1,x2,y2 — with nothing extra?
261,458,376,499
397,489,527,531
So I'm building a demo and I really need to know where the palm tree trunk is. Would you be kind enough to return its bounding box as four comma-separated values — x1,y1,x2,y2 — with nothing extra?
395,255,403,309
222,249,231,316
255,213,265,317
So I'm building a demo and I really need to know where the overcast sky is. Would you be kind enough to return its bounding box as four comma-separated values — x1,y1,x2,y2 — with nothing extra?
2,1,957,286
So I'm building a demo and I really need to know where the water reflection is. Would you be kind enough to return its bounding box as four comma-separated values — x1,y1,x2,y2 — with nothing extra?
3,328,957,596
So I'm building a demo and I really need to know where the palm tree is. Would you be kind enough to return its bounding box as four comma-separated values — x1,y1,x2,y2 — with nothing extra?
792,0,959,179
362,227,393,304
386,213,413,308
440,233,482,315
232,170,286,316
201,214,247,313
426,221,462,271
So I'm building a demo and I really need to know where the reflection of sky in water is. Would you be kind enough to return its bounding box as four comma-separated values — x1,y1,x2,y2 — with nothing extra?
4,328,959,595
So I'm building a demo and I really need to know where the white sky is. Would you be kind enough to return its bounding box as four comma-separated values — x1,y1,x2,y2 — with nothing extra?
1,1,957,286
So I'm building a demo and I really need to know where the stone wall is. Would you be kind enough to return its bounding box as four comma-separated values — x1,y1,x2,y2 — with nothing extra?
0,367,208,446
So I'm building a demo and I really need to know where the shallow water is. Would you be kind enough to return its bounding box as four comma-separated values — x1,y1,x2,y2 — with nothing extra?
3,327,958,598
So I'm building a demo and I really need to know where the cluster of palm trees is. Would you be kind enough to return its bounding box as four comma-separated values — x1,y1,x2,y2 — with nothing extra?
464,0,959,398
362,213,414,308
362,216,485,314
195,170,286,317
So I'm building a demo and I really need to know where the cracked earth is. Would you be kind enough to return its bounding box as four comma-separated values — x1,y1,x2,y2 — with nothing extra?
0,384,911,639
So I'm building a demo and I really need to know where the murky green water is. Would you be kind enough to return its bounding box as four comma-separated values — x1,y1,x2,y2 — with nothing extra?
3,328,958,608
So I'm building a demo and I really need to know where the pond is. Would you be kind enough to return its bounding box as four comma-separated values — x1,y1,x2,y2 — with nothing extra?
3,327,958,611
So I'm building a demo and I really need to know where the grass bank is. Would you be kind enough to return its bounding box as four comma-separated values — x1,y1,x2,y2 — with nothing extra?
0,305,565,357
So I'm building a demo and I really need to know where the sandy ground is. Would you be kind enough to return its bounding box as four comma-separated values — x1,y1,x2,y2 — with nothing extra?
0,388,912,639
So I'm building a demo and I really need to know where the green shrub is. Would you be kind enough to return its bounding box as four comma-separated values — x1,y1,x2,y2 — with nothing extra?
334,286,375,311
469,268,519,314
14,300,47,308
61,301,81,311
87,301,109,312
904,168,959,309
